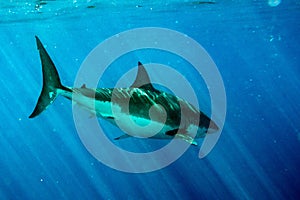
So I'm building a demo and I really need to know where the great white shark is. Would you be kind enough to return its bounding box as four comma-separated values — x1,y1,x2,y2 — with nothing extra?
29,36,219,145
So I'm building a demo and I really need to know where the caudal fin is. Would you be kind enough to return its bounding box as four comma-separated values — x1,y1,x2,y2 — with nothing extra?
29,36,68,118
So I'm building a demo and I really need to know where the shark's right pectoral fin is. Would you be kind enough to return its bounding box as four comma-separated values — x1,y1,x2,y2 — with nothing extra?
114,134,132,140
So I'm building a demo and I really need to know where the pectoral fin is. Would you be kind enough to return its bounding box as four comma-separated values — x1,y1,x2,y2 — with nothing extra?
114,134,131,140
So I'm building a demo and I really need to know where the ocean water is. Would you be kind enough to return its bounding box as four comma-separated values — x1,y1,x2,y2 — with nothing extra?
1,0,300,199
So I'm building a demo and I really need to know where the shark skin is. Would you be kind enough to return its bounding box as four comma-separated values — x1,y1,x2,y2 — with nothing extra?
29,36,219,145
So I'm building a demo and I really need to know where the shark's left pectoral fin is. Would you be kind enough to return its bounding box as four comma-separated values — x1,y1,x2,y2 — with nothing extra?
175,133,198,146
114,134,131,140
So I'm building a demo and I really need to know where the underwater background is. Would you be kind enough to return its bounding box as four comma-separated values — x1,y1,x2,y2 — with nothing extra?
0,0,300,199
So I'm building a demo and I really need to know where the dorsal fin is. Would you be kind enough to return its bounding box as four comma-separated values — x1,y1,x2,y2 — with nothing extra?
130,61,155,91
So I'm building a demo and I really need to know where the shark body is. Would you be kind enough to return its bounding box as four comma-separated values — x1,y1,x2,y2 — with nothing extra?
29,36,219,145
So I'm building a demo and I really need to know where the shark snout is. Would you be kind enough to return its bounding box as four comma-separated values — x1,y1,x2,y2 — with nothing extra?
207,120,219,134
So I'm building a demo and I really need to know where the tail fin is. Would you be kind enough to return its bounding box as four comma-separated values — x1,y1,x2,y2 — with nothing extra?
29,36,68,118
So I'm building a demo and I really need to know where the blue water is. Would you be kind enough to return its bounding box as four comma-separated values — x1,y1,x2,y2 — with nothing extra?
1,1,300,199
